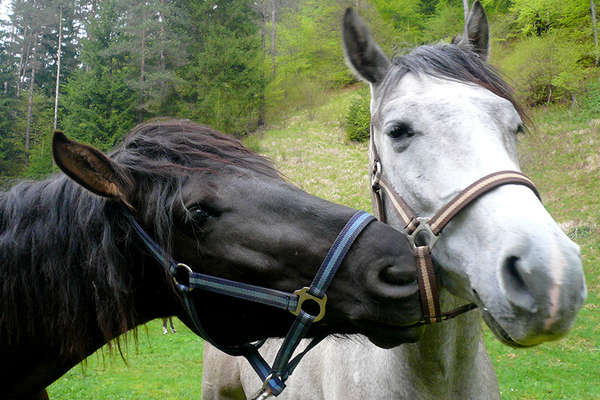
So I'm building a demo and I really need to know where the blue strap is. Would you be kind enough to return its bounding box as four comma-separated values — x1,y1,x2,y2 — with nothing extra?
259,211,375,395
187,272,299,312
309,211,375,297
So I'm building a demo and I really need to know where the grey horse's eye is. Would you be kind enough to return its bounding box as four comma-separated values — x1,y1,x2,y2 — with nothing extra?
387,122,415,140
516,124,525,134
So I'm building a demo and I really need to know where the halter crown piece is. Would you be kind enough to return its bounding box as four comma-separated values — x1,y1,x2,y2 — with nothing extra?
124,207,375,398
369,122,541,325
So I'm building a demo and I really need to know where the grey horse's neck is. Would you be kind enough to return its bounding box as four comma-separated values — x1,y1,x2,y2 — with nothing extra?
391,291,499,399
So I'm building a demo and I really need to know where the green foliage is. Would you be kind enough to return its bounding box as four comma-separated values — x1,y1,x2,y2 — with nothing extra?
510,0,590,38
265,1,352,122
21,93,55,179
345,89,370,142
421,1,464,43
0,97,25,180
498,30,588,105
371,0,428,45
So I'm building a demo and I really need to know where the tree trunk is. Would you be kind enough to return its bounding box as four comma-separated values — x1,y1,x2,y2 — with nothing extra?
463,0,470,23
159,0,166,101
54,7,63,130
139,11,146,122
25,39,38,167
271,0,277,78
592,0,599,66
20,33,34,91
258,0,267,127
16,27,29,97
5,25,15,94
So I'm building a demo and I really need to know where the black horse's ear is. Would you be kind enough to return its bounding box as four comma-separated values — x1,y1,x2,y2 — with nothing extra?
342,7,391,85
52,131,134,209
454,1,490,61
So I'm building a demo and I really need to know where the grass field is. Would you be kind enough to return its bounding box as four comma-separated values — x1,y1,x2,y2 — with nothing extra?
49,88,599,399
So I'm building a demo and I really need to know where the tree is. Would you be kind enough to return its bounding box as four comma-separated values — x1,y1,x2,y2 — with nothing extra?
60,0,137,149
592,0,598,65
53,5,63,129
175,0,264,134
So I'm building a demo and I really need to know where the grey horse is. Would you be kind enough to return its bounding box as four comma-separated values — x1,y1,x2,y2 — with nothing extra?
201,3,586,399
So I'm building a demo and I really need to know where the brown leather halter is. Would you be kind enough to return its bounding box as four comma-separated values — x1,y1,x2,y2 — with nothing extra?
369,129,541,325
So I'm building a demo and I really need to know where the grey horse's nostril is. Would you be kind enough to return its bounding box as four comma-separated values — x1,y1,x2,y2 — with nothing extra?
501,256,538,313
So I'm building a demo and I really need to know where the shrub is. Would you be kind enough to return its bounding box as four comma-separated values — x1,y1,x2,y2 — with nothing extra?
497,30,588,105
345,90,371,142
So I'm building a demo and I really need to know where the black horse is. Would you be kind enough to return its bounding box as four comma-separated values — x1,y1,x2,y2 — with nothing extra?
1,119,422,399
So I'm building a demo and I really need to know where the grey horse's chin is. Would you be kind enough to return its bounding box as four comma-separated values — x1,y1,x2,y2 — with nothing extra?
481,309,534,348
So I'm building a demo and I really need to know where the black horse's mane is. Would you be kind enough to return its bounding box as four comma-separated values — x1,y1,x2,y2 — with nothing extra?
384,44,528,126
0,119,278,357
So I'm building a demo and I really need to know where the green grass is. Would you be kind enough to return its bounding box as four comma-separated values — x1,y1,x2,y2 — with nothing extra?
47,319,204,399
48,88,599,399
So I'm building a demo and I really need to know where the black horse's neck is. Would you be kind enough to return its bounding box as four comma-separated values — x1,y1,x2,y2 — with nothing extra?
0,176,175,361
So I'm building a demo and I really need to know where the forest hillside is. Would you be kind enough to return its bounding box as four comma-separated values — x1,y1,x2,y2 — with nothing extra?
1,0,599,183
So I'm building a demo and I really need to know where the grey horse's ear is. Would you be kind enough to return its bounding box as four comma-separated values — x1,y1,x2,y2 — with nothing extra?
453,1,490,61
52,131,134,209
342,8,391,85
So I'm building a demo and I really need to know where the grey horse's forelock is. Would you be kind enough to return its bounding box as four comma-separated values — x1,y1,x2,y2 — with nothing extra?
383,44,529,126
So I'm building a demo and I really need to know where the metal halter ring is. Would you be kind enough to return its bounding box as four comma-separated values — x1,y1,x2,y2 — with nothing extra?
261,372,279,392
291,287,327,323
172,263,193,291
406,217,440,251
371,161,382,189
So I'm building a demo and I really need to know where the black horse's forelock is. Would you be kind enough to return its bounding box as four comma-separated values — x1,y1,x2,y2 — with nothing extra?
383,44,529,126
114,119,279,179
0,119,279,357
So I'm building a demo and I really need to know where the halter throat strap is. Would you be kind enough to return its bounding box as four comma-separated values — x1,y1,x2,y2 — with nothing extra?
369,128,541,325
125,207,375,397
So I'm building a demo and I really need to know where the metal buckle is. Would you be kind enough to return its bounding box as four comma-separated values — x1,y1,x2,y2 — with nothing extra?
406,217,439,250
291,287,327,323
172,263,193,291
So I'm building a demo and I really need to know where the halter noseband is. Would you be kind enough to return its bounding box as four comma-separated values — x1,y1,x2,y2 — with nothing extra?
369,125,541,325
124,207,375,397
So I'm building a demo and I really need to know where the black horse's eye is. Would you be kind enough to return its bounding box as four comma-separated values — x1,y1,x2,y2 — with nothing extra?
387,122,415,140
188,206,211,226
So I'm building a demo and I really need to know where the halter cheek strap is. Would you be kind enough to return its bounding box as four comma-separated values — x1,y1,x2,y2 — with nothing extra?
125,208,375,397
369,124,541,325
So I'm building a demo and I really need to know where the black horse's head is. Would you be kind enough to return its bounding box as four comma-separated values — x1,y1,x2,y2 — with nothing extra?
52,119,423,348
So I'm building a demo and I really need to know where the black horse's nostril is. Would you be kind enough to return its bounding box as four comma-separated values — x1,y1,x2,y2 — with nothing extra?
379,265,415,286
501,256,537,312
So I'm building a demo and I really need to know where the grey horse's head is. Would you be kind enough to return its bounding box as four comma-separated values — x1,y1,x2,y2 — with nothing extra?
342,2,586,347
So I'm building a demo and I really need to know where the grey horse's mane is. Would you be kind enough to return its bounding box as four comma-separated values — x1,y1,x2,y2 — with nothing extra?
383,44,528,126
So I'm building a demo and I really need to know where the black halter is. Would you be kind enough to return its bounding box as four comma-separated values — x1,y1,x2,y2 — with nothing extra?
124,206,375,397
